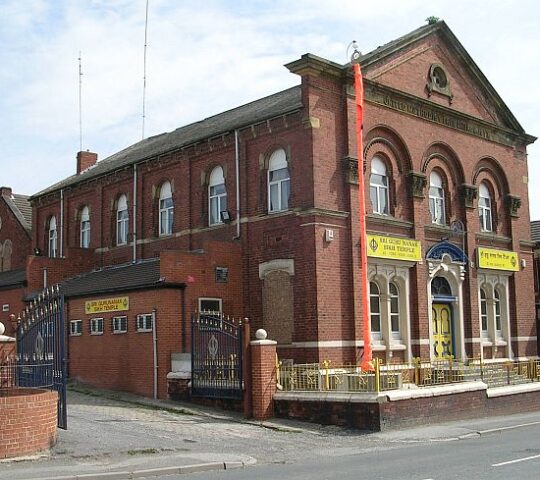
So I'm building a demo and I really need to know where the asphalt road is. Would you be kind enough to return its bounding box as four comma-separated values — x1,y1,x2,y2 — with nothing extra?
3,388,540,480
142,423,540,479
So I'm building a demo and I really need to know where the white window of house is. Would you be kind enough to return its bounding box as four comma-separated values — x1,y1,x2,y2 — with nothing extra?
137,313,153,332
209,166,227,225
112,316,128,334
199,297,222,313
369,282,382,340
90,318,104,335
389,282,400,339
494,289,502,337
429,171,445,225
369,156,389,215
116,194,129,245
159,181,174,236
479,182,493,232
268,149,290,213
48,216,58,258
80,206,91,248
480,288,488,337
70,320,82,336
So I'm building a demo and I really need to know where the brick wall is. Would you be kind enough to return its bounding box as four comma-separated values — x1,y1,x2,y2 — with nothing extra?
0,389,57,459
0,193,31,272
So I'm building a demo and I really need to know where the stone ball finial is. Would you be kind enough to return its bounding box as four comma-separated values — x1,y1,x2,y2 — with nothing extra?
0,322,5,336
255,328,268,340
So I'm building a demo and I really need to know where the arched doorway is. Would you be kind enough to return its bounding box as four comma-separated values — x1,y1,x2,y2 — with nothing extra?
431,277,454,360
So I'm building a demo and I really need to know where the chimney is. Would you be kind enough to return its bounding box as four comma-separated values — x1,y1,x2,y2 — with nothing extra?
0,186,12,197
76,150,98,174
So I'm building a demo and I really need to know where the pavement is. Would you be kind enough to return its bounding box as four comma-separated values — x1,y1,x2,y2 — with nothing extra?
3,384,540,480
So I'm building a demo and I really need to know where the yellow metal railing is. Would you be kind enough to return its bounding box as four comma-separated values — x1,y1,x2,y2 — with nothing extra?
277,357,540,393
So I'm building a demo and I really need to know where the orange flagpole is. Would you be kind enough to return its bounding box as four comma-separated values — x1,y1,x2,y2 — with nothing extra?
353,61,373,371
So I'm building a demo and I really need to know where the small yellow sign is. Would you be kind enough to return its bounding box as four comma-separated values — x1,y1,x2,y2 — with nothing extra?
367,234,422,262
85,296,130,315
477,247,519,272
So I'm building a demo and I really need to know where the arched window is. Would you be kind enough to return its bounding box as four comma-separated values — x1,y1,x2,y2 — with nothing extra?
48,216,58,258
369,157,389,215
479,182,493,232
429,171,445,224
480,288,488,336
494,289,502,336
369,282,382,339
159,181,174,236
431,276,452,297
389,282,400,338
268,149,290,213
116,195,129,246
80,206,90,248
209,167,227,225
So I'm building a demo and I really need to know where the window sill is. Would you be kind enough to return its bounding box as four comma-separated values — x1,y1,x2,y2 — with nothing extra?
69,333,82,337
137,329,152,333
367,214,413,230
90,332,103,336
389,342,406,351
113,331,127,335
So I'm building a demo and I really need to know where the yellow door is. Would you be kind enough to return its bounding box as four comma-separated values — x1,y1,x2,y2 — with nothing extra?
432,303,453,360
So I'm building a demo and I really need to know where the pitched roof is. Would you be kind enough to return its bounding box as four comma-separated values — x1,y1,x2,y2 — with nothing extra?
2,192,32,233
531,221,540,243
32,86,303,199
57,258,183,299
0,268,26,290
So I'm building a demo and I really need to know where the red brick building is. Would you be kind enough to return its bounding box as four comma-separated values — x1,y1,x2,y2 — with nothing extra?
8,21,538,397
0,186,32,336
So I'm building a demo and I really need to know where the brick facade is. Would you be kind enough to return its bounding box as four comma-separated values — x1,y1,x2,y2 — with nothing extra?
0,21,535,399
0,389,58,459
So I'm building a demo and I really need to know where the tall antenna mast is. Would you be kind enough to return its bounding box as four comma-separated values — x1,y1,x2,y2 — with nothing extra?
141,0,149,140
78,51,83,151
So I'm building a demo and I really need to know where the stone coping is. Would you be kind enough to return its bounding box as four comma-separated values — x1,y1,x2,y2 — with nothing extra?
274,382,488,404
486,382,540,398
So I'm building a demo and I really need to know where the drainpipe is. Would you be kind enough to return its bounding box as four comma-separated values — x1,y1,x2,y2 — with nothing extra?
43,267,48,289
181,288,186,352
152,308,158,399
234,129,241,239
60,189,64,257
132,164,138,262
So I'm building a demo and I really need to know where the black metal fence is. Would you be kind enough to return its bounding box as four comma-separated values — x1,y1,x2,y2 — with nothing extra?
191,312,243,400
17,285,67,429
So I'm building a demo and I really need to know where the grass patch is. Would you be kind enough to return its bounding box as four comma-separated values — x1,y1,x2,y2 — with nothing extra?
127,448,158,456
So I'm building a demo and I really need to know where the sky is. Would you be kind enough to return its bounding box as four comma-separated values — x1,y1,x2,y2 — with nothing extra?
1,0,539,218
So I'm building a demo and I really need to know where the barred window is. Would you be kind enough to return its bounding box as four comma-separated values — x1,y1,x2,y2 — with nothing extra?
137,313,153,332
112,316,128,334
70,320,82,336
90,318,104,335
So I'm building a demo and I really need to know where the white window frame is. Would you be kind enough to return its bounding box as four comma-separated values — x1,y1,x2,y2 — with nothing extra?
428,171,446,225
480,288,488,338
159,181,174,236
389,282,401,340
369,156,389,215
478,276,511,357
90,317,104,335
209,167,227,226
198,297,222,313
268,149,290,213
369,282,383,341
70,320,82,336
478,182,493,232
137,313,153,332
494,289,502,338
80,206,91,248
112,316,128,334
116,195,129,246
48,215,58,258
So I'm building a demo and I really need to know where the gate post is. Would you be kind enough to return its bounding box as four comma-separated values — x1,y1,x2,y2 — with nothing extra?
242,319,252,418
250,329,277,420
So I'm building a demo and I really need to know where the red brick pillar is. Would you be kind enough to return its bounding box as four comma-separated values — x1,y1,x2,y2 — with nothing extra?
250,329,277,420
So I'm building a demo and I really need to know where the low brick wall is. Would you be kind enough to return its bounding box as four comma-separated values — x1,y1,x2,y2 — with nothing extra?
0,341,15,359
274,383,540,431
0,388,58,459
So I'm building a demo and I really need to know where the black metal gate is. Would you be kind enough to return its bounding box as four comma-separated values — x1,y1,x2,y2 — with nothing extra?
191,313,243,399
17,285,67,429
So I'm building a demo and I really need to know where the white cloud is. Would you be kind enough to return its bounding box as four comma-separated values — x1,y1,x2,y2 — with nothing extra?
1,0,539,219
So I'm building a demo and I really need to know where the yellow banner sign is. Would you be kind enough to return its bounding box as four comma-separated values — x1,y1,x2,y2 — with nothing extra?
85,296,130,314
367,234,421,262
477,247,519,272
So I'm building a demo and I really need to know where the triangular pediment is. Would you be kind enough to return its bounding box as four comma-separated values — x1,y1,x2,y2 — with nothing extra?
360,21,524,134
